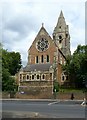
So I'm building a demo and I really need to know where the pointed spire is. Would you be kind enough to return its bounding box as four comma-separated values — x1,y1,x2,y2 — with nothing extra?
59,10,64,18
53,10,67,37
56,10,66,27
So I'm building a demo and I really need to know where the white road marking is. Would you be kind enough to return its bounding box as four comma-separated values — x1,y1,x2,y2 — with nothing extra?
48,101,60,105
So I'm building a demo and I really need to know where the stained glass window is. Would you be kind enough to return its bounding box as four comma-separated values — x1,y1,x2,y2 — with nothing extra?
36,38,49,52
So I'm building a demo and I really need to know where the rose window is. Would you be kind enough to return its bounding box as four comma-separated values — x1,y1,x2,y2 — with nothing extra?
36,38,49,52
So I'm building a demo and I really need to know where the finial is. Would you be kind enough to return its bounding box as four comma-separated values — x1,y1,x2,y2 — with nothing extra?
42,23,44,27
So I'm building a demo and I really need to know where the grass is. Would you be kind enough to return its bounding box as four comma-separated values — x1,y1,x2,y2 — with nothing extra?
59,88,84,93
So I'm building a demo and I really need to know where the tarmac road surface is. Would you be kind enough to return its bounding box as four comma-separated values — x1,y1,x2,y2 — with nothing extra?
1,99,87,118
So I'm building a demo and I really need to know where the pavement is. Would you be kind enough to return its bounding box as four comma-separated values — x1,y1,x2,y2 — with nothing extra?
1,98,86,105
0,98,84,101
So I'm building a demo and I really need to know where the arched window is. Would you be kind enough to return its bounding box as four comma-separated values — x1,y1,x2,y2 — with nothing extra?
32,75,34,80
61,73,65,82
36,56,38,63
59,35,62,39
47,55,49,62
62,76,65,81
42,74,45,80
37,75,39,80
27,75,29,79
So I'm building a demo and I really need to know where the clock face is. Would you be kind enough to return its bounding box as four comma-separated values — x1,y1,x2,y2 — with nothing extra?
36,38,49,52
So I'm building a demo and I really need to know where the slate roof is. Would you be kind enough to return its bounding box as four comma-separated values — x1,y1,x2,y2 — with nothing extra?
23,63,52,72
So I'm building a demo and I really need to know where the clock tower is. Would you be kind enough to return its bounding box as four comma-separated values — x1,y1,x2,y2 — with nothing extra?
53,10,71,57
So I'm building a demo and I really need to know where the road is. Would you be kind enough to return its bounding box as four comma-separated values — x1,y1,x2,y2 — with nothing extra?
1,99,86,118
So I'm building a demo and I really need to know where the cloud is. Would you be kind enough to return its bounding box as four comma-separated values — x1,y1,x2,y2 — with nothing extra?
1,0,86,66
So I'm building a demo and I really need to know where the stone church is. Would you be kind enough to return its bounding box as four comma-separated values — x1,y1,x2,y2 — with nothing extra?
16,11,71,95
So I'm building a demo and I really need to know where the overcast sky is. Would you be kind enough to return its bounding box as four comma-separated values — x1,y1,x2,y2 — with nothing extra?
1,0,86,66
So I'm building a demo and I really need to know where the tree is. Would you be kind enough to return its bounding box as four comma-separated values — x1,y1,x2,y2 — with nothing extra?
63,45,87,88
2,48,22,93
0,43,2,91
73,45,87,87
8,52,22,75
2,68,18,93
2,49,22,75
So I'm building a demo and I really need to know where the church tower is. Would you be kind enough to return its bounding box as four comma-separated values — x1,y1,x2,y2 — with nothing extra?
53,11,71,57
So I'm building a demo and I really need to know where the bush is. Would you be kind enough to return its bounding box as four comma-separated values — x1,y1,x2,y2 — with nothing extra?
53,81,59,93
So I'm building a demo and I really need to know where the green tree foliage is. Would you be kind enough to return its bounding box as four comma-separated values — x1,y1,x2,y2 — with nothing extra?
2,68,18,93
2,48,22,92
2,49,22,75
63,45,87,88
0,43,2,91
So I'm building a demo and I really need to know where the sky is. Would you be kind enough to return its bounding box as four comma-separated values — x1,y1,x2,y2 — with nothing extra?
86,1,87,45
1,0,86,66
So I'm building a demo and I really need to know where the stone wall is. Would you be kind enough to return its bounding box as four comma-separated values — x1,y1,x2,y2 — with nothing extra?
15,91,85,100
2,91,85,100
16,87,53,99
